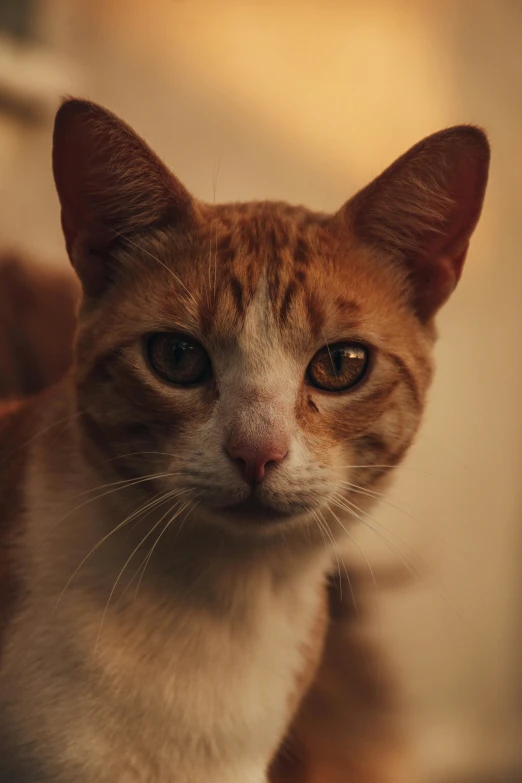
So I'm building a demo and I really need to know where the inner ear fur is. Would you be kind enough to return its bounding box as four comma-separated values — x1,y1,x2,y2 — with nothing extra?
53,98,197,295
343,126,490,321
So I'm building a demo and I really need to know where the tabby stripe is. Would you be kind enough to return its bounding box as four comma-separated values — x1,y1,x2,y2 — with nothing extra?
279,282,297,324
229,275,245,316
381,349,421,409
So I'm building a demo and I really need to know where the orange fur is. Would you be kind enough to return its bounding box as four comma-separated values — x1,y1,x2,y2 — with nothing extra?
0,99,489,783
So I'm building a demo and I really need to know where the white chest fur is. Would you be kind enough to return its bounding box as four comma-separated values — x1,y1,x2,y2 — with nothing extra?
90,558,327,783
2,468,331,782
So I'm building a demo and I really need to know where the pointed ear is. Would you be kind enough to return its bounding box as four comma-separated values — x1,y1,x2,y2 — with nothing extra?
343,126,490,321
52,98,196,295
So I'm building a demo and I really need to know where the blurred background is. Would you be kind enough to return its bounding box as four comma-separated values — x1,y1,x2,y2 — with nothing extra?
0,0,520,780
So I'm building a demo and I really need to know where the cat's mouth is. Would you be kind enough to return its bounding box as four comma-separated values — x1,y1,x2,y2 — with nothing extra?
217,494,297,525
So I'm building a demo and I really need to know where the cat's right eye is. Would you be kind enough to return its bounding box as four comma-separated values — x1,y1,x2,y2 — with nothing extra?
147,333,211,385
307,342,369,392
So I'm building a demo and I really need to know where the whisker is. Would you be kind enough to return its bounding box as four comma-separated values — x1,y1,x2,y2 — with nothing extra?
133,500,200,601
311,508,343,600
207,216,213,306
310,506,359,613
213,210,218,296
327,504,382,688
212,156,221,204
332,487,429,569
309,508,328,550
335,480,400,503
94,498,194,657
54,488,188,611
0,410,85,465
51,473,180,530
310,508,330,549
331,494,423,581
332,495,464,622
109,227,198,307
334,480,466,556
321,503,359,616
61,471,182,505
92,450,179,466
321,328,336,377
278,524,293,558
328,504,380,614
331,463,440,477
93,503,183,655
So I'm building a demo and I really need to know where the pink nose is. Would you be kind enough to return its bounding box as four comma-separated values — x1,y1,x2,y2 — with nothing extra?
226,443,288,486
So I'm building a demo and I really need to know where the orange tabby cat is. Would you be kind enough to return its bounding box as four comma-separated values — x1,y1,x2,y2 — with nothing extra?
0,99,489,782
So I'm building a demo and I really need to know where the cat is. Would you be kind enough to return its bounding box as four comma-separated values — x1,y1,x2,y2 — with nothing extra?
0,98,489,783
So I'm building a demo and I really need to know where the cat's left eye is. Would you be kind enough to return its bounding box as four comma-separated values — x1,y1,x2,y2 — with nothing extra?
307,342,369,392
147,333,211,385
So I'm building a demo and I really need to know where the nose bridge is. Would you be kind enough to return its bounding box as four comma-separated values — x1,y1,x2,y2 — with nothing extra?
219,281,298,454
222,386,293,486
225,385,292,450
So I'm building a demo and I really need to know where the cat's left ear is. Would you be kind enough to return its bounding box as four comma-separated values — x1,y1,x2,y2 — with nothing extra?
342,126,490,322
53,98,197,295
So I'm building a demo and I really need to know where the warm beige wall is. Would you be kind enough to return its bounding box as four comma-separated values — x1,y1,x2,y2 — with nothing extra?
2,0,521,777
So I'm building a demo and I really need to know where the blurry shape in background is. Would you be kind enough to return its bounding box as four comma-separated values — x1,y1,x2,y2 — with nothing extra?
0,0,35,40
0,0,81,124
0,253,77,399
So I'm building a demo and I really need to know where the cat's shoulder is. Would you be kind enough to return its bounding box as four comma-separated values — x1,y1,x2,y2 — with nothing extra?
0,387,73,509
0,398,41,637
0,397,41,488
0,399,34,489
0,391,67,648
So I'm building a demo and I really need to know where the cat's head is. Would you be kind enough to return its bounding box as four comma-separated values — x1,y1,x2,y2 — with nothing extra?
52,99,489,538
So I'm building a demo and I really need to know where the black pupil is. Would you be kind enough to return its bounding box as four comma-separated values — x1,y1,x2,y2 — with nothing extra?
148,334,209,385
172,342,187,365
332,349,344,375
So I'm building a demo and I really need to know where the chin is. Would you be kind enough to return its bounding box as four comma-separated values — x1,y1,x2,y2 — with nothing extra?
210,494,312,531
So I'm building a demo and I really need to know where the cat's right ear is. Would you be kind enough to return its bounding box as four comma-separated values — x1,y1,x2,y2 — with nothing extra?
341,126,490,322
52,98,196,296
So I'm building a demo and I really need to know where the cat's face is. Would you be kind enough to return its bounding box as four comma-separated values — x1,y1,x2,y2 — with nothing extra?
72,203,431,531
53,100,489,536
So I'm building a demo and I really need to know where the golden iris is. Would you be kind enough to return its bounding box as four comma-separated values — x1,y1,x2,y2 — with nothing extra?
148,334,211,385
307,343,368,391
